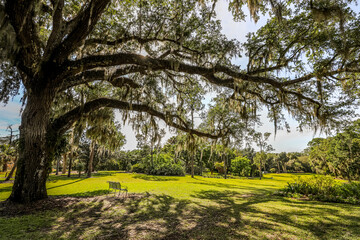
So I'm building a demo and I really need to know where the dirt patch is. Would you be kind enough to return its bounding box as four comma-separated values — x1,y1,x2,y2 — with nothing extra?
0,193,148,217
0,197,79,217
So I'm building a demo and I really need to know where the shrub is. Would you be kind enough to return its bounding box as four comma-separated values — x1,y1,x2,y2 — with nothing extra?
270,168,277,173
185,165,202,175
215,162,224,174
145,153,185,176
231,156,251,177
280,175,360,204
98,158,120,170
131,163,145,173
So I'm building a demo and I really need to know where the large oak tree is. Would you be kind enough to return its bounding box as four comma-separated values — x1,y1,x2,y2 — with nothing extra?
1,0,359,203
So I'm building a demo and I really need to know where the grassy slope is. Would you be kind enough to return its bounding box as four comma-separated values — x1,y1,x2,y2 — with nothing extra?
0,172,359,240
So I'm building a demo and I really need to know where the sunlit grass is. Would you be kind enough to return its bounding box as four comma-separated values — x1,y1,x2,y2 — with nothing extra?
0,172,311,201
1,172,359,239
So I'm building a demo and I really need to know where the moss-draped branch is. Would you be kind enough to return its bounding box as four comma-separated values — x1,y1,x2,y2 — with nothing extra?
51,98,221,140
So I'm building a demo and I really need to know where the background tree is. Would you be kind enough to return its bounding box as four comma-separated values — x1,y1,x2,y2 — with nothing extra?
253,132,273,179
0,144,14,172
85,109,125,177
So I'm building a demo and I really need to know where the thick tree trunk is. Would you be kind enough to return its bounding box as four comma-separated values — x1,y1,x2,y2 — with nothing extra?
8,91,54,203
87,141,95,178
5,157,17,181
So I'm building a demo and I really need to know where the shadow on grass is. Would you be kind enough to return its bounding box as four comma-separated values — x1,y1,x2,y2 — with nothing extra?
132,174,180,181
2,189,359,240
48,171,116,182
0,186,12,193
188,178,275,194
47,178,85,190
53,189,110,198
91,171,118,178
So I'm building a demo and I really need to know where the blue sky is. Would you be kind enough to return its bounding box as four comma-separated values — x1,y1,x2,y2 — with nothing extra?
0,1,345,152
0,95,21,138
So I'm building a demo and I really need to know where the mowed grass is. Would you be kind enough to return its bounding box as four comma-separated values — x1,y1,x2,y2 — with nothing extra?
0,172,359,240
0,172,309,201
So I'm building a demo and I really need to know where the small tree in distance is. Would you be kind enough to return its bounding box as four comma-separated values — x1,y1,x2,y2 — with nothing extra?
253,132,273,179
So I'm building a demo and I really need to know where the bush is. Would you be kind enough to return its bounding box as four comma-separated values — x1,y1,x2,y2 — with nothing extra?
185,165,202,175
231,156,251,177
270,168,277,173
145,153,185,176
131,163,145,173
215,162,224,174
98,158,120,170
280,175,360,204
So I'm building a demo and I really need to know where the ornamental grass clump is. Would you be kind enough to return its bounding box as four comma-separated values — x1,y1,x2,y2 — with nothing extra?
280,175,360,204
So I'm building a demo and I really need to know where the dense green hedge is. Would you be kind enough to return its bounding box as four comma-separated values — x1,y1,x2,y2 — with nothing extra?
280,175,360,204
131,153,185,176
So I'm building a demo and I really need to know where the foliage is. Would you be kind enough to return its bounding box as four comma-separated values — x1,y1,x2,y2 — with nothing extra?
131,163,146,173
231,156,251,177
97,158,120,171
214,161,224,174
280,175,360,204
132,153,185,176
308,120,360,181
0,144,15,171
147,154,185,176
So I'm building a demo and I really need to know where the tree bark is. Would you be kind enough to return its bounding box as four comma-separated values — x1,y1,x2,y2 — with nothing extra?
260,157,263,180
8,91,54,203
277,159,281,173
87,141,95,178
223,155,227,179
199,149,204,176
68,153,73,177
68,131,75,177
191,153,194,178
56,157,60,175
62,153,67,174
150,142,154,170
2,159,7,172
282,163,287,173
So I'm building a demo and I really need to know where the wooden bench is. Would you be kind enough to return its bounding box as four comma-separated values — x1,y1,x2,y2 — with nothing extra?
107,181,128,197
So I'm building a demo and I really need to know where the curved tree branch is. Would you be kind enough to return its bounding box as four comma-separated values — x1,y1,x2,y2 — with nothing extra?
50,0,111,63
51,98,221,139
64,53,327,107
58,67,144,91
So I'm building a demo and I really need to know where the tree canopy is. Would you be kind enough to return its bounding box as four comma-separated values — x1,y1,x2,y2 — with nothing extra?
1,0,360,202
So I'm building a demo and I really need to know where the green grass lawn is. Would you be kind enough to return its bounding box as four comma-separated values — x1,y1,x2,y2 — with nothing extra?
1,172,359,240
